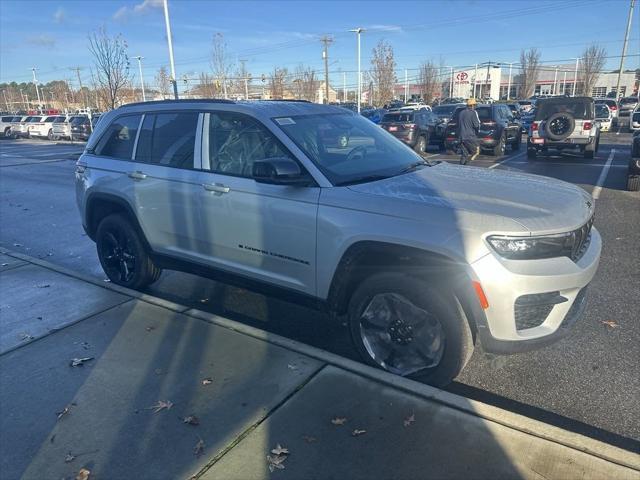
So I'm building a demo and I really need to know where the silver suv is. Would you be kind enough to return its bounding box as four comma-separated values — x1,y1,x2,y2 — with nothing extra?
527,97,600,159
75,100,601,386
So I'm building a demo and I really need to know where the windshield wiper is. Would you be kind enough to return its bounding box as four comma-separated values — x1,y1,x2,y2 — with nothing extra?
397,160,430,175
335,175,391,186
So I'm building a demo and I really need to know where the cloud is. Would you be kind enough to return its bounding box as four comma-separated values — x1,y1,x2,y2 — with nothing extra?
27,34,56,48
113,0,163,21
53,7,65,24
367,24,403,33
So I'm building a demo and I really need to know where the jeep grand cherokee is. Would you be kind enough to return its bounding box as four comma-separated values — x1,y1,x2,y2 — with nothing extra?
76,100,601,386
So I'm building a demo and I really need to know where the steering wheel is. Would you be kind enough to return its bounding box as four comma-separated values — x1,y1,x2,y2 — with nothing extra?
345,145,368,162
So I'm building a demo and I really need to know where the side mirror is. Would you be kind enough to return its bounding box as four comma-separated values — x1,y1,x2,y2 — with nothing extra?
253,157,309,186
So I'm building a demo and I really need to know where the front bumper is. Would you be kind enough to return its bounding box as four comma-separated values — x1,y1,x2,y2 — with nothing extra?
469,226,601,354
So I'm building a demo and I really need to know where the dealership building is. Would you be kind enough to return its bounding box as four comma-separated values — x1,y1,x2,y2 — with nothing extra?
444,64,638,99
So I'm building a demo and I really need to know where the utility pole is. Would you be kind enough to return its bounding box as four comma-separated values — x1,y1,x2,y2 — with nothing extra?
320,36,333,104
240,59,249,100
349,28,364,113
450,67,454,98
615,0,635,99
572,57,579,97
71,67,87,108
404,69,408,103
31,67,42,108
163,0,179,99
343,71,346,103
134,56,146,102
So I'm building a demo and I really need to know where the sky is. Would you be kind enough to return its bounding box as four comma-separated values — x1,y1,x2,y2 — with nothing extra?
0,0,637,92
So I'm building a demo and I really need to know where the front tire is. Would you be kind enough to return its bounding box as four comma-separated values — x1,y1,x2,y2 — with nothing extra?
347,272,474,387
492,133,505,157
47,129,53,140
414,134,428,155
96,214,162,289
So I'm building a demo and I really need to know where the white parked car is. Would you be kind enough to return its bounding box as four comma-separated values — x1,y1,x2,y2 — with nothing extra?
595,104,612,132
1,115,14,137
28,115,65,140
11,115,32,138
630,107,640,133
403,101,432,111
52,115,76,140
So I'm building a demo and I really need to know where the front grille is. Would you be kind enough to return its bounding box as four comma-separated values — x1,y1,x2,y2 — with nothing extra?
515,291,568,331
570,216,594,262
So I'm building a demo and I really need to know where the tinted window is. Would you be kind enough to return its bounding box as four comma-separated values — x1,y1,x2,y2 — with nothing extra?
94,115,141,160
476,107,491,121
28,117,42,123
135,112,198,169
381,113,414,123
1,116,12,122
53,117,66,123
71,116,88,125
595,105,609,118
207,112,292,177
44,116,56,122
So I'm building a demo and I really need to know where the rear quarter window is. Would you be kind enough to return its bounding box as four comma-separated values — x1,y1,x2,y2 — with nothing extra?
94,115,142,160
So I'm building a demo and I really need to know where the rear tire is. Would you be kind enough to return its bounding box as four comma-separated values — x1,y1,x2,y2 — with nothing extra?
414,135,428,155
347,272,474,387
96,214,162,290
47,129,53,141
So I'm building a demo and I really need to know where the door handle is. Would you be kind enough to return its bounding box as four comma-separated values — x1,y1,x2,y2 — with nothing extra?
127,171,147,180
203,183,230,194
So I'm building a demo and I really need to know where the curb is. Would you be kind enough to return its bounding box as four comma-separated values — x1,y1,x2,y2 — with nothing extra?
2,247,639,471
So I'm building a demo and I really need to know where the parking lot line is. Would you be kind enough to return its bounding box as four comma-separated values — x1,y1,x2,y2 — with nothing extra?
488,150,526,169
592,149,616,200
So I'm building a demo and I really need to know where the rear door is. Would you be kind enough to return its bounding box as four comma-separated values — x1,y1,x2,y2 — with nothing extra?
126,111,204,256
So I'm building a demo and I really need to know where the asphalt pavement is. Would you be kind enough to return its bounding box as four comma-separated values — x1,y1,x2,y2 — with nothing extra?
1,131,638,449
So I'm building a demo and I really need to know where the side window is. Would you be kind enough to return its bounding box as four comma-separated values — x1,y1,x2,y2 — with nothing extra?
207,112,293,178
135,112,198,169
94,115,141,160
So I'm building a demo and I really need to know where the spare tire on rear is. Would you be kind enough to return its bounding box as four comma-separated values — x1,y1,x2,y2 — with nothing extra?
544,112,575,141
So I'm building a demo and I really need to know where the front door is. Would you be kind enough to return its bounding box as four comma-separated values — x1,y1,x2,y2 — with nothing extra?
193,111,319,295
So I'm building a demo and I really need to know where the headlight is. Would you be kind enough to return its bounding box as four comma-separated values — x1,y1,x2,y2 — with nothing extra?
487,233,574,260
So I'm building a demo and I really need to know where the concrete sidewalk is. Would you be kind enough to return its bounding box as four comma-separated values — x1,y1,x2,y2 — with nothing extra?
1,249,638,480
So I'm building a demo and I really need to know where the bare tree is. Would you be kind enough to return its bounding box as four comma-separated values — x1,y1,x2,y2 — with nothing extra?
210,33,234,99
191,73,220,98
87,28,131,110
155,66,171,99
292,64,319,102
580,44,607,96
269,67,288,99
418,60,441,104
370,40,396,106
518,48,541,99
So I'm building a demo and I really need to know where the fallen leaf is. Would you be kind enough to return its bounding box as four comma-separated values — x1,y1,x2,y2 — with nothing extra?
50,434,56,444
148,400,173,413
351,429,367,437
103,278,111,283
80,342,91,350
1,263,8,267
13,243,22,247
199,298,209,304
201,377,213,385
36,283,51,288
145,325,156,332
331,417,347,425
193,437,205,456
403,413,416,427
271,444,289,455
65,452,76,463
601,320,619,329
302,435,317,443
19,333,34,341
76,468,91,480
183,415,200,425
287,364,297,370
69,357,94,367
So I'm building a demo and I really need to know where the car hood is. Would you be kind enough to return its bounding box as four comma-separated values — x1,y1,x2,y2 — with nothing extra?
347,162,594,234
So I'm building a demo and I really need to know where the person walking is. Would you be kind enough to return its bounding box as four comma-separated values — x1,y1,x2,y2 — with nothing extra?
458,98,481,164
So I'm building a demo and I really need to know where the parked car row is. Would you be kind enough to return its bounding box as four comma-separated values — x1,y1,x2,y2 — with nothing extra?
1,114,101,141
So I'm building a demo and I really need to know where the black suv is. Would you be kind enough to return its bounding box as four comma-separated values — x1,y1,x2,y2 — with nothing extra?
444,104,523,156
380,109,439,154
70,116,99,141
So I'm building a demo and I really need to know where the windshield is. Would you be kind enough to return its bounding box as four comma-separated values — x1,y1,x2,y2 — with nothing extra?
595,105,609,118
274,112,425,186
28,117,42,122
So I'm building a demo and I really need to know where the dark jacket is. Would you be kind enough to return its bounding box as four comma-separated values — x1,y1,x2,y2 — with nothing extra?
458,108,480,140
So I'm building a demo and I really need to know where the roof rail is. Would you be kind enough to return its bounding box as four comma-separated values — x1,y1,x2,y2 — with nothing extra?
120,98,236,108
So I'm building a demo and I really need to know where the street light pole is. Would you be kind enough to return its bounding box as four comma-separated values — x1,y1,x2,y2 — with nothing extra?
614,0,635,99
31,67,42,107
162,0,179,99
134,56,146,102
450,67,454,98
349,28,364,113
572,57,579,97
404,68,408,103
